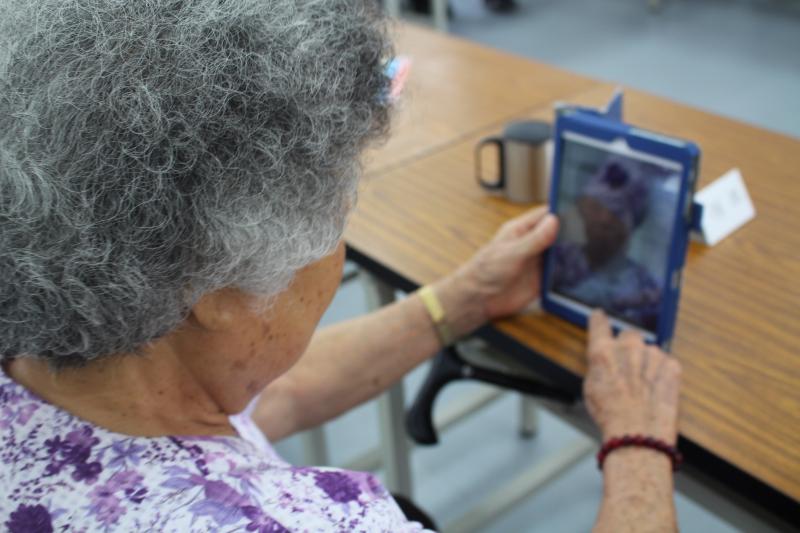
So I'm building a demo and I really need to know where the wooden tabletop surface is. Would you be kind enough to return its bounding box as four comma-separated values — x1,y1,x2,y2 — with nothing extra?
346,25,800,507
362,24,597,174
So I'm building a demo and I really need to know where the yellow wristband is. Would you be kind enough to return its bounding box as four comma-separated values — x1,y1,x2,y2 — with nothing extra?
418,285,455,347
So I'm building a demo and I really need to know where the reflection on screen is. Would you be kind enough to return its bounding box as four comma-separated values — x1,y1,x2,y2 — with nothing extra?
547,136,681,333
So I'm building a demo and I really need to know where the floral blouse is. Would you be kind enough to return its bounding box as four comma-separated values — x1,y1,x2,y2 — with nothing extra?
0,368,428,532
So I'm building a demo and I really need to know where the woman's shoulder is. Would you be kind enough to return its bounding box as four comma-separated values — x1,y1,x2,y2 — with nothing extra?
0,373,423,532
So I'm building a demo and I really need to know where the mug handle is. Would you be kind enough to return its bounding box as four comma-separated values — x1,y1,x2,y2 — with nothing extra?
475,136,505,191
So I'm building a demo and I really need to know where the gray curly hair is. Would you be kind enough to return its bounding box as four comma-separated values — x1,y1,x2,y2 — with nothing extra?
0,0,393,368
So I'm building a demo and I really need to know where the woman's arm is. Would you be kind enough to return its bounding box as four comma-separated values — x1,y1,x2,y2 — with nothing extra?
597,450,677,533
585,311,681,532
253,207,559,441
253,275,479,441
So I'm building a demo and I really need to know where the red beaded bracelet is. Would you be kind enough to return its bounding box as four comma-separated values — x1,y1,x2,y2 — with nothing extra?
597,435,683,471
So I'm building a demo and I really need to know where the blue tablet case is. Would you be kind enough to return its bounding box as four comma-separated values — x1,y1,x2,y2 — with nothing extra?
542,91,701,349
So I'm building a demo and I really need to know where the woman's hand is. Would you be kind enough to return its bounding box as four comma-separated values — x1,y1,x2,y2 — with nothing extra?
432,207,559,339
434,207,558,337
446,205,558,317
583,310,681,444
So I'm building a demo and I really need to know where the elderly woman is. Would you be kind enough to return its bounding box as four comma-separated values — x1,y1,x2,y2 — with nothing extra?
0,1,681,531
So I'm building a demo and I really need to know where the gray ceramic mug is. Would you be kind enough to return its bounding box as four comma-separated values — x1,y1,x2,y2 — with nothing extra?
476,120,552,204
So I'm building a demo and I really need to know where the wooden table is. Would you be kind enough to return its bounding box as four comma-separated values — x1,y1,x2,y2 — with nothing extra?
346,24,800,521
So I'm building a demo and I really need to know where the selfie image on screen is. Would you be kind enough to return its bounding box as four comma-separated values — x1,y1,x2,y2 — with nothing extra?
547,135,682,333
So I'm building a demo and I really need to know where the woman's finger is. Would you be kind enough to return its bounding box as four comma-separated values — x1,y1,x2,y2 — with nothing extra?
496,206,549,240
617,331,643,388
643,346,662,384
588,310,613,361
640,344,653,382
655,357,682,404
515,214,559,257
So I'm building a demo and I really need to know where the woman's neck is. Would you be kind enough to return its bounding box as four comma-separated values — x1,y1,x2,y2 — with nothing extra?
3,285,312,439
4,343,238,438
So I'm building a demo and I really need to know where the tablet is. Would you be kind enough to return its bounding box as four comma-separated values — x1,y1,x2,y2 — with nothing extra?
541,111,700,349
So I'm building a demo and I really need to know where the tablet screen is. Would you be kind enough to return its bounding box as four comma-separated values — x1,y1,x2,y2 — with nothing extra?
546,133,683,335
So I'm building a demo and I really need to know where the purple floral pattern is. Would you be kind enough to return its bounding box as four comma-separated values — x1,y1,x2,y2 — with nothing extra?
0,369,428,532
6,504,53,533
314,471,362,503
44,425,103,483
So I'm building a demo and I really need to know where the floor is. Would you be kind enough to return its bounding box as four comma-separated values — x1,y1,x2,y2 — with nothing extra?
448,0,800,139
275,1,799,531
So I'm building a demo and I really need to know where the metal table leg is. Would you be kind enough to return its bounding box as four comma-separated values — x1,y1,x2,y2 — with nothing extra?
384,0,401,18
519,396,540,439
363,272,414,497
302,427,330,466
433,0,448,32
378,382,414,497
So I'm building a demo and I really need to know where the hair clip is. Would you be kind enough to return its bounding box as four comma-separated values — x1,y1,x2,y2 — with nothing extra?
381,56,412,104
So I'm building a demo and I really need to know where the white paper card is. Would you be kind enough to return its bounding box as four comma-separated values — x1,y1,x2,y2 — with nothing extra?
693,168,755,246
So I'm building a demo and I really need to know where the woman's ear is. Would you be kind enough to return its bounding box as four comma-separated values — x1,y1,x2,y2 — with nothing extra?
189,288,252,332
